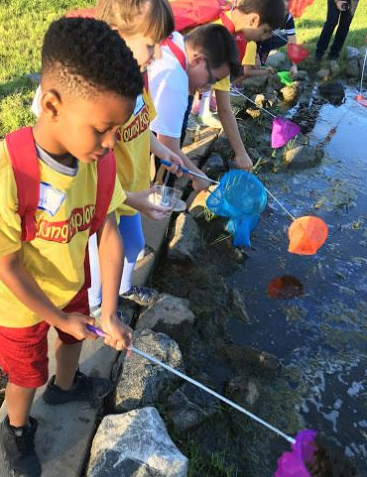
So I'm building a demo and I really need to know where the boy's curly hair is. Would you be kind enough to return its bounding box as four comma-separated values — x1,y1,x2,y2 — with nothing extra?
237,0,286,30
95,0,174,43
306,435,360,477
41,17,143,100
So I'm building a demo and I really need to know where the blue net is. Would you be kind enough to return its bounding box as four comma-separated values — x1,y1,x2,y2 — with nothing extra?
206,170,267,246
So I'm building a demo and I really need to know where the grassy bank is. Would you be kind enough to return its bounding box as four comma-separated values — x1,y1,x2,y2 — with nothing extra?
0,0,366,137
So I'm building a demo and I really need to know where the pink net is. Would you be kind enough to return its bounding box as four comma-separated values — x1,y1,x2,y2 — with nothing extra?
275,430,318,477
271,117,301,148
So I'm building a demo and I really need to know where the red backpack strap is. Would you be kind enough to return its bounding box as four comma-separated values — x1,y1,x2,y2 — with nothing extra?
161,35,187,72
143,71,149,94
219,10,235,34
89,150,117,236
5,127,40,242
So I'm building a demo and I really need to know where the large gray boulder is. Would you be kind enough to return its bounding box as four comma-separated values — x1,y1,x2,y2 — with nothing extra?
168,213,201,261
87,407,188,477
346,58,360,78
167,382,220,434
137,293,196,333
266,50,286,69
114,329,184,412
284,145,322,169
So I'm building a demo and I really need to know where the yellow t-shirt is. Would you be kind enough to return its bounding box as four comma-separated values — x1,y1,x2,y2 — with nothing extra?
0,140,124,328
114,86,156,216
212,12,256,92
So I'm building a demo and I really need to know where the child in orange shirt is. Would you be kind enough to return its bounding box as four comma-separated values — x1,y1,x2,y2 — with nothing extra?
0,18,140,477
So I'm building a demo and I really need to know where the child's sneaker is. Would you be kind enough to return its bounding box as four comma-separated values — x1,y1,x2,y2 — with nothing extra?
196,113,222,129
120,286,158,307
42,370,111,407
0,416,41,477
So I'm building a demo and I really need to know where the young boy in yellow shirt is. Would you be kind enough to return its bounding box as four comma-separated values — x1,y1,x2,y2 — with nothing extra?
0,18,140,477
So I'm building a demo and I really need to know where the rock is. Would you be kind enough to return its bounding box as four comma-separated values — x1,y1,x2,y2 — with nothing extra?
329,60,340,75
167,382,220,434
168,213,201,261
294,70,308,81
316,68,330,80
87,407,188,477
231,287,250,323
114,329,184,412
203,154,225,175
318,81,345,105
242,75,268,95
187,186,216,218
346,58,360,78
245,108,262,119
227,376,260,406
266,50,286,69
346,46,360,60
280,84,298,102
254,93,266,108
137,293,196,332
223,345,281,371
267,73,283,91
284,145,322,169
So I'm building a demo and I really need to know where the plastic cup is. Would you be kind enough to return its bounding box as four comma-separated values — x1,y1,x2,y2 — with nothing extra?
149,186,182,219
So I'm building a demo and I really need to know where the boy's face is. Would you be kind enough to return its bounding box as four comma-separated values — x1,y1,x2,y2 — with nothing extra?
40,90,135,163
232,10,273,41
122,33,156,72
187,53,230,92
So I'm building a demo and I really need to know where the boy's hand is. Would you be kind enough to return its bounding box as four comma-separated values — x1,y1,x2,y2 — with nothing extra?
234,153,253,172
161,151,184,177
100,315,133,355
125,188,171,220
60,312,98,341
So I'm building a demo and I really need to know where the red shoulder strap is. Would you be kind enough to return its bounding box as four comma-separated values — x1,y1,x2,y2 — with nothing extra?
143,71,149,94
161,35,187,72
219,10,235,34
5,127,40,242
89,150,116,236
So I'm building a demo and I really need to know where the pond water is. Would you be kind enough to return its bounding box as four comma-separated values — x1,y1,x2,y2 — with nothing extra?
153,86,367,476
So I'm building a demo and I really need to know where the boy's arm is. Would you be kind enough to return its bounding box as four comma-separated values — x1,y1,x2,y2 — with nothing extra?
150,131,184,174
0,251,96,340
287,34,298,77
242,64,273,78
157,133,212,190
214,89,253,171
97,212,133,351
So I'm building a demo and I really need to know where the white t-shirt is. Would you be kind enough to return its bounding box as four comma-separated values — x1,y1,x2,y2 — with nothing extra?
148,32,188,139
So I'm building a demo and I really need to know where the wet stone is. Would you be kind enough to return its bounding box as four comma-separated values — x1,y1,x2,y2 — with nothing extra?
284,145,322,170
281,84,299,102
87,407,188,477
166,381,220,434
113,329,184,412
346,58,360,78
168,213,201,261
316,68,330,80
227,376,260,406
319,81,345,104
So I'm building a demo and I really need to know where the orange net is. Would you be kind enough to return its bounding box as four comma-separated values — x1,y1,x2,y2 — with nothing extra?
288,216,328,255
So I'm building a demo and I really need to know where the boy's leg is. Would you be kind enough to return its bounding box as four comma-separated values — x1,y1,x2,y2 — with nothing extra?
119,213,158,307
0,322,49,477
6,384,36,427
315,0,340,59
43,285,111,405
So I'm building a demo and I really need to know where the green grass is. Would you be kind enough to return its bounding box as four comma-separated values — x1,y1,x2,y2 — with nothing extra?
0,0,366,137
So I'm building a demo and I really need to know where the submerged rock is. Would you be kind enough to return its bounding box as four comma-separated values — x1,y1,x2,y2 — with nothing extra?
114,329,184,412
318,81,345,105
284,145,322,169
87,407,188,477
168,213,201,261
167,381,220,434
137,293,196,333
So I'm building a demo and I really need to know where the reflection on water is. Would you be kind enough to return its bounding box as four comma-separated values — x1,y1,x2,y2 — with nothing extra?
267,275,303,299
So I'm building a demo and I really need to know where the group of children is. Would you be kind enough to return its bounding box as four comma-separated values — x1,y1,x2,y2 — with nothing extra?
0,0,360,476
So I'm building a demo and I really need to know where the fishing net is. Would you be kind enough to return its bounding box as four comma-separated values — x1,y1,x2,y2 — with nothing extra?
288,216,328,255
271,117,301,148
287,43,310,64
206,170,267,246
275,429,318,477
